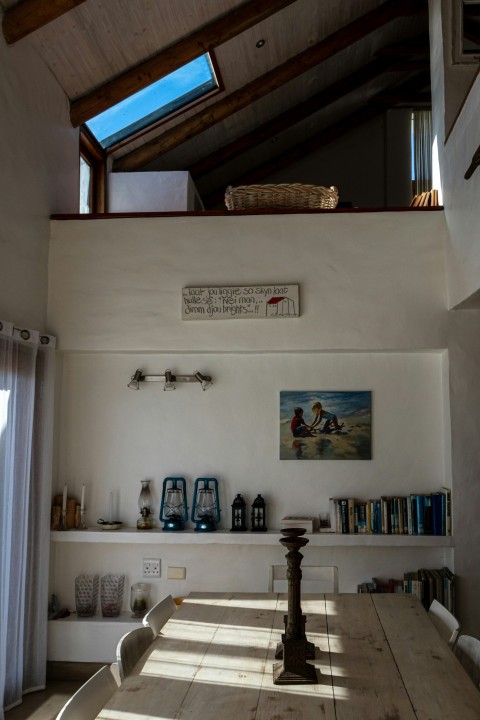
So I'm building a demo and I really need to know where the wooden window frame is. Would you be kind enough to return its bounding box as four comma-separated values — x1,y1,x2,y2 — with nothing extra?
80,128,107,213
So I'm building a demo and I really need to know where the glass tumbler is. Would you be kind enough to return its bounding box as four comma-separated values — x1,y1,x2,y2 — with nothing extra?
75,574,99,617
101,573,125,617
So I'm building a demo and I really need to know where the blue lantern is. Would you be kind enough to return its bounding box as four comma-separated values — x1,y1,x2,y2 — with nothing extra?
159,477,188,531
191,477,220,532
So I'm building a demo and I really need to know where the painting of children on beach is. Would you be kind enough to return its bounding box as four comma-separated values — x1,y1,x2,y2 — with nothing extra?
280,391,372,460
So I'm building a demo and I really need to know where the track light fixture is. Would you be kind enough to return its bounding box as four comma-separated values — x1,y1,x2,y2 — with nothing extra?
127,369,213,391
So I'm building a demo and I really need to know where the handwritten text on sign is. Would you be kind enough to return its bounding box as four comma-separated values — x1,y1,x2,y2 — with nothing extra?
182,285,299,320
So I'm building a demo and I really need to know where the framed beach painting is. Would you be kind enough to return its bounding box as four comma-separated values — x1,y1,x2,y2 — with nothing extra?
280,390,372,460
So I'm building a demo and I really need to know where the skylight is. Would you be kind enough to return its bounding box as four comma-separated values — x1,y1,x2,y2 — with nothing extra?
86,54,218,149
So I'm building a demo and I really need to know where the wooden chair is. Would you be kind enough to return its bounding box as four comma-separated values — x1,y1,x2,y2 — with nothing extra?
116,625,154,682
142,593,176,636
56,665,119,719
428,598,460,648
268,565,339,593
454,634,480,689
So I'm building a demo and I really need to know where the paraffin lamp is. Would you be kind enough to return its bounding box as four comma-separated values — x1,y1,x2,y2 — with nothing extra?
191,477,220,532
159,477,188,531
137,479,155,530
230,493,247,532
251,494,267,532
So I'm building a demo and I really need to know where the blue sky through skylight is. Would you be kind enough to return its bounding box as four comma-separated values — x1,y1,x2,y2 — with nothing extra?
86,54,217,148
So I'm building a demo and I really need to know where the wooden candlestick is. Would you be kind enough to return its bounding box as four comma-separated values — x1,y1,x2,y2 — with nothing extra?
273,528,318,685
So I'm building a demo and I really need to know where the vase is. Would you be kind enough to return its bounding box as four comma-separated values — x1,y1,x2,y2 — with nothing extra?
75,574,99,617
101,573,125,617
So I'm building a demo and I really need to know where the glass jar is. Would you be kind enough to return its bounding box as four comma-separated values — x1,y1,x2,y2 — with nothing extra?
130,582,151,618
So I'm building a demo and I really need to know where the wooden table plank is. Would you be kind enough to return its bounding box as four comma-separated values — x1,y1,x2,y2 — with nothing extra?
96,592,237,719
372,593,480,720
255,594,336,720
176,593,279,720
324,593,417,720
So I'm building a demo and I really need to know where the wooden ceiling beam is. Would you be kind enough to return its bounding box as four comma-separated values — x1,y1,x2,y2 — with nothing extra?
189,56,399,180
369,71,431,105
113,0,426,172
2,0,87,45
69,0,298,127
374,34,430,59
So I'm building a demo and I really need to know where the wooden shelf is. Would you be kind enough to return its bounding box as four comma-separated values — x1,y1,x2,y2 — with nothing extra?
50,528,453,547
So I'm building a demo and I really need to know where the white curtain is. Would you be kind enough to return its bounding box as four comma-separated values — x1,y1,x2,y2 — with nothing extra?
0,321,56,718
413,110,433,195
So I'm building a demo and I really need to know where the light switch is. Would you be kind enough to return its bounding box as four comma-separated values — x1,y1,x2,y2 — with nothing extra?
167,566,186,580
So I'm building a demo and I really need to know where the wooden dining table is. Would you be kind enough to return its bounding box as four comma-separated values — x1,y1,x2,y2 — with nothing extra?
96,592,480,719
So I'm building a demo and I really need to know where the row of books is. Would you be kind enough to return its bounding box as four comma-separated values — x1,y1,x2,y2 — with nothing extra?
329,487,451,535
357,566,455,613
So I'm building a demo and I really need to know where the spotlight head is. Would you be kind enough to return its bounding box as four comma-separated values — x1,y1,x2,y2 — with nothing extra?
164,369,176,391
194,371,212,391
128,369,143,390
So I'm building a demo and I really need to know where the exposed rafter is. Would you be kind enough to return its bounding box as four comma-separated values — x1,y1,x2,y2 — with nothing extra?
369,71,431,105
70,0,298,127
113,0,426,172
374,34,430,59
2,0,87,45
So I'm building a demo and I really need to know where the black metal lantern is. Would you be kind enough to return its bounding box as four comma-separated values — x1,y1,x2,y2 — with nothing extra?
251,494,267,532
230,493,247,532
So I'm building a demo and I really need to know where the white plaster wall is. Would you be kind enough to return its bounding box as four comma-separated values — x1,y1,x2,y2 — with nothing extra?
429,0,480,637
48,212,448,352
441,72,480,309
447,311,480,637
108,171,203,212
55,352,448,528
51,540,452,615
52,350,451,611
0,33,79,329
430,0,480,309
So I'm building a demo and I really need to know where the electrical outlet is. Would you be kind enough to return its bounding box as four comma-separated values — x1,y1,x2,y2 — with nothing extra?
143,558,160,577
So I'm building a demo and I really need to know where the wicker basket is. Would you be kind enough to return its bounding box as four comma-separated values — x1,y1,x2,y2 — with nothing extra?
224,183,339,210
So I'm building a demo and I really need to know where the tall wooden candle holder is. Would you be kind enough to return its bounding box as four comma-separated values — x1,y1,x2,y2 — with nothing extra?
273,528,318,685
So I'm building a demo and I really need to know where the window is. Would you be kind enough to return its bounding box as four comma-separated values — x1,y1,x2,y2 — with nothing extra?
453,0,480,63
411,110,432,196
79,129,106,214
85,54,219,149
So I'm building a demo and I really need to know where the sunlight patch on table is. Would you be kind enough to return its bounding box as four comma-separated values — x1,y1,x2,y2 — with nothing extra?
185,596,278,611
98,710,170,720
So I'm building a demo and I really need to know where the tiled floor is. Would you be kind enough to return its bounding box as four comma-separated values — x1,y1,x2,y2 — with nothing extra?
4,681,83,720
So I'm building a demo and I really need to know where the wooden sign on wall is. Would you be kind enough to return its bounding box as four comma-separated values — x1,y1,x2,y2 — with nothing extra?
182,284,299,320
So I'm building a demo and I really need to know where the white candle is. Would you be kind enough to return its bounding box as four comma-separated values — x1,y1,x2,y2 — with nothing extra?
81,484,85,511
62,484,67,513
109,491,113,522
